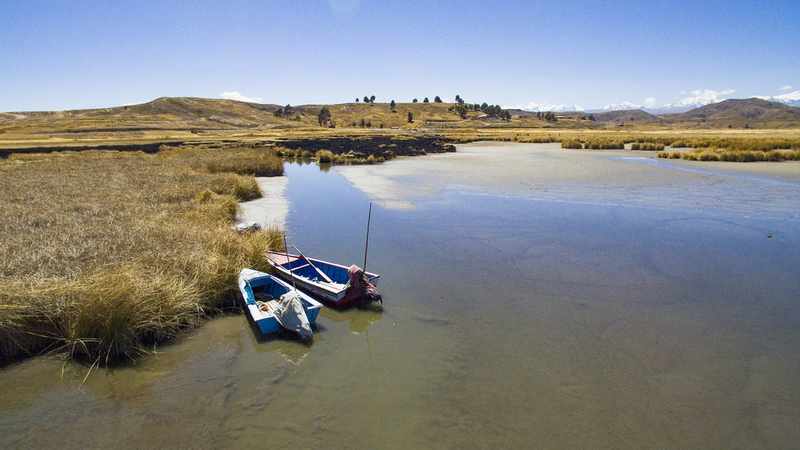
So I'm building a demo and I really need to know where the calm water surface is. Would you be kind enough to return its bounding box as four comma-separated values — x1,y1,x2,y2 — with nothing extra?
2,143,800,449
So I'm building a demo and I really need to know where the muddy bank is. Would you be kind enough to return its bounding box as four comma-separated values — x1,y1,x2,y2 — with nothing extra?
0,135,457,159
0,141,185,158
274,135,456,157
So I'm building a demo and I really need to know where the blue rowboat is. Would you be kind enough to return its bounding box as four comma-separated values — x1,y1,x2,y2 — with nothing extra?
238,268,322,340
266,251,381,308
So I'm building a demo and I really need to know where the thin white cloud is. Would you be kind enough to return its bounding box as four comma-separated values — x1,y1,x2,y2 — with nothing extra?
670,89,735,107
220,91,263,103
644,97,656,107
512,101,584,112
756,90,800,103
779,85,793,91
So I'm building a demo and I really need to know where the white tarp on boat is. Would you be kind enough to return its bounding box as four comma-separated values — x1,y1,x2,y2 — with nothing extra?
274,291,313,341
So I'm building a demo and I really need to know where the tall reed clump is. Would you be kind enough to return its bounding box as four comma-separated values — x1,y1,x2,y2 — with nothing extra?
0,149,284,365
583,139,625,150
631,142,665,151
316,149,334,163
560,139,583,149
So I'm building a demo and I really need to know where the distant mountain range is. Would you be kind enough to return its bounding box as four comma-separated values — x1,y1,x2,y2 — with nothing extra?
555,95,800,115
588,98,800,128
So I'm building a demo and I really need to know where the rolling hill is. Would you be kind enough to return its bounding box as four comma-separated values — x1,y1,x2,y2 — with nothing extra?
2,97,800,142
660,98,800,128
0,97,495,136
592,109,660,124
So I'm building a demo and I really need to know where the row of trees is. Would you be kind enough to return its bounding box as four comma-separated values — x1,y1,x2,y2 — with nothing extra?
411,96,442,103
273,104,294,117
536,111,558,122
313,96,513,128
353,96,444,104
452,101,512,121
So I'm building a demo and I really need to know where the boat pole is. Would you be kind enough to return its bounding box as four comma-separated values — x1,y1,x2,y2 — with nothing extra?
283,234,298,293
363,202,372,272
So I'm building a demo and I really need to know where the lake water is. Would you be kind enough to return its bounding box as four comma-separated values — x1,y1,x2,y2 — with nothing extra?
2,142,800,449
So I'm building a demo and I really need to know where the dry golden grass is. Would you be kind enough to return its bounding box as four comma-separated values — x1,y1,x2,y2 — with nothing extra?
0,148,284,365
161,145,284,177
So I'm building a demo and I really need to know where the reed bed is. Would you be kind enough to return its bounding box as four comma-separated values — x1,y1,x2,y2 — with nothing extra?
0,148,284,365
560,139,583,149
630,142,665,151
161,145,285,177
274,147,391,165
583,139,625,150
657,148,800,162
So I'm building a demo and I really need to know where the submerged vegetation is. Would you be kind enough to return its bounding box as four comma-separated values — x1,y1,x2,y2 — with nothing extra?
0,147,284,365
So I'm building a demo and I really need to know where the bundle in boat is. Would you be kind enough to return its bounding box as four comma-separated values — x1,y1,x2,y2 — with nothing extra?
238,268,322,341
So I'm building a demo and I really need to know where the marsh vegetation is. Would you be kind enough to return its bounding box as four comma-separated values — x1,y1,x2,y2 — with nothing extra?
658,148,800,162
0,148,284,365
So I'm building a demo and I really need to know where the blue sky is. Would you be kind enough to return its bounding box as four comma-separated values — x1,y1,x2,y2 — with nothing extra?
1,0,799,111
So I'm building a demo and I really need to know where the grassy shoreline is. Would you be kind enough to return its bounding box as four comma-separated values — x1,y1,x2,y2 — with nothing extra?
4,129,800,162
0,147,284,366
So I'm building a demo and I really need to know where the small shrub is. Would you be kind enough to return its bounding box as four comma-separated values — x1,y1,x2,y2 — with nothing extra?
316,150,334,163
560,140,583,149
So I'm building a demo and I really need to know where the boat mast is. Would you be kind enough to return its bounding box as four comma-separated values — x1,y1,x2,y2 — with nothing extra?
283,234,298,293
363,202,372,272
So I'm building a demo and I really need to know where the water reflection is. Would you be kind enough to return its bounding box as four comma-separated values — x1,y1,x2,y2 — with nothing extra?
320,308,382,334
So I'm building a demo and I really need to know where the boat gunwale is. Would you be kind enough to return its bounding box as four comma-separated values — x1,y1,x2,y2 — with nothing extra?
266,251,381,299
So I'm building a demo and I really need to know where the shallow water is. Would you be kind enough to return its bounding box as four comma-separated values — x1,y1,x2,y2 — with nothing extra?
2,143,800,449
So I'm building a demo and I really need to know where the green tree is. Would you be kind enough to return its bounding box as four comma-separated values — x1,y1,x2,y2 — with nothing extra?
363,96,370,103
355,98,359,103
434,96,442,103
455,94,464,104
390,99,396,111
318,107,331,126
370,95,376,103
454,103,468,119
423,97,429,103
412,98,418,103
